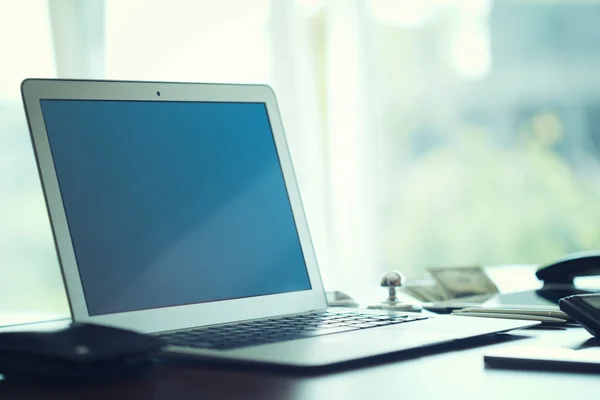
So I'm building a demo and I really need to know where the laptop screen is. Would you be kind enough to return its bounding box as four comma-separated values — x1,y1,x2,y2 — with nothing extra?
39,99,312,316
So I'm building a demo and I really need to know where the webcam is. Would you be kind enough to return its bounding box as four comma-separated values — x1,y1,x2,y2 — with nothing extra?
156,91,161,96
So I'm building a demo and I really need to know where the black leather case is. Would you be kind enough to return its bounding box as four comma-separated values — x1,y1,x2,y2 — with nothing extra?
0,322,166,380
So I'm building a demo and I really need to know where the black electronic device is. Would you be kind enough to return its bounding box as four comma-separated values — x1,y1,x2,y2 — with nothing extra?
535,251,600,303
536,251,600,285
0,322,165,380
559,294,600,338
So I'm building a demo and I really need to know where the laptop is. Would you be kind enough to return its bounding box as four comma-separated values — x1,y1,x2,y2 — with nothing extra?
20,79,536,367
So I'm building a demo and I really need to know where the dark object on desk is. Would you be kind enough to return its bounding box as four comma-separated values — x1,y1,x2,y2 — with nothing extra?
535,285,593,304
535,251,600,303
0,322,165,380
536,251,600,285
559,294,600,338
484,345,600,374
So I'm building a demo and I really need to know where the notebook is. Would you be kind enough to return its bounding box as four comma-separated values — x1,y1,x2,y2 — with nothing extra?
20,79,536,367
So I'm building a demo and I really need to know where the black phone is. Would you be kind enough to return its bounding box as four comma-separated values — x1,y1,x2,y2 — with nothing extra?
559,294,600,338
534,251,600,303
536,251,600,285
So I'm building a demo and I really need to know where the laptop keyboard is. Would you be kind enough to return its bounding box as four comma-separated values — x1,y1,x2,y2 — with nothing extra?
156,310,429,350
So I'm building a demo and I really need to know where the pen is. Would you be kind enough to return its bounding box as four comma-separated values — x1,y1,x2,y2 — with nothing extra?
451,311,567,324
455,307,571,320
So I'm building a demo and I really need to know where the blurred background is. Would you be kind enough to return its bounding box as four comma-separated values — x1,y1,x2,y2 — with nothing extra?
2,0,600,325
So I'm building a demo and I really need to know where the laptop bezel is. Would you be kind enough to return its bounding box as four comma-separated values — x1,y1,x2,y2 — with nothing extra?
21,78,328,333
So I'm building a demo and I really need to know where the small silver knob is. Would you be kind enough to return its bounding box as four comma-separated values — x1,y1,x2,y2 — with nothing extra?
367,270,421,312
380,271,405,304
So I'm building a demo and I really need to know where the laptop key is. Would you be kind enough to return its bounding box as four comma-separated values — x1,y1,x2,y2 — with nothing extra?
298,326,321,330
322,322,354,328
317,323,341,328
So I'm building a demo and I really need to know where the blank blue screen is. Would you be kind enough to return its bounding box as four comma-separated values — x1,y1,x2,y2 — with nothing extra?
40,100,311,316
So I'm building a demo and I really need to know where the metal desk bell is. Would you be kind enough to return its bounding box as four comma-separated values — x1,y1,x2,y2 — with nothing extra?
367,271,422,312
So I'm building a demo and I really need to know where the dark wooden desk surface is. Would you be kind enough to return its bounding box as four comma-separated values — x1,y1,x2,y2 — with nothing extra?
1,326,599,400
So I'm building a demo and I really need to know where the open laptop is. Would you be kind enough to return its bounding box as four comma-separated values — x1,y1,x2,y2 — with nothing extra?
20,79,536,367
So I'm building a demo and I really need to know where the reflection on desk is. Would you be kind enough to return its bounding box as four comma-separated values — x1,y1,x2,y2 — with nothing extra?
1,324,599,399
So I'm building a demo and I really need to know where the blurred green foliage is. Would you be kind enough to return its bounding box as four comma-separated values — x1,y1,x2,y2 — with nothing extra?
384,119,600,276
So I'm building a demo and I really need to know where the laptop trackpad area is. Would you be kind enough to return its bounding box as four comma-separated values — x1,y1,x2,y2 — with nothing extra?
224,326,460,366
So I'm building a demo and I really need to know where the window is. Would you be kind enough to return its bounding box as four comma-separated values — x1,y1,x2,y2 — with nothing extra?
105,0,271,83
3,0,600,326
332,0,600,295
0,0,68,326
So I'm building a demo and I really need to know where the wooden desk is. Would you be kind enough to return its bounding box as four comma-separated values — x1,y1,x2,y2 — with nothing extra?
1,326,599,400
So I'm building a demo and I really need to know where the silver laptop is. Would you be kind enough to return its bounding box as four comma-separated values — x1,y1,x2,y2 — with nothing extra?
21,78,535,367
